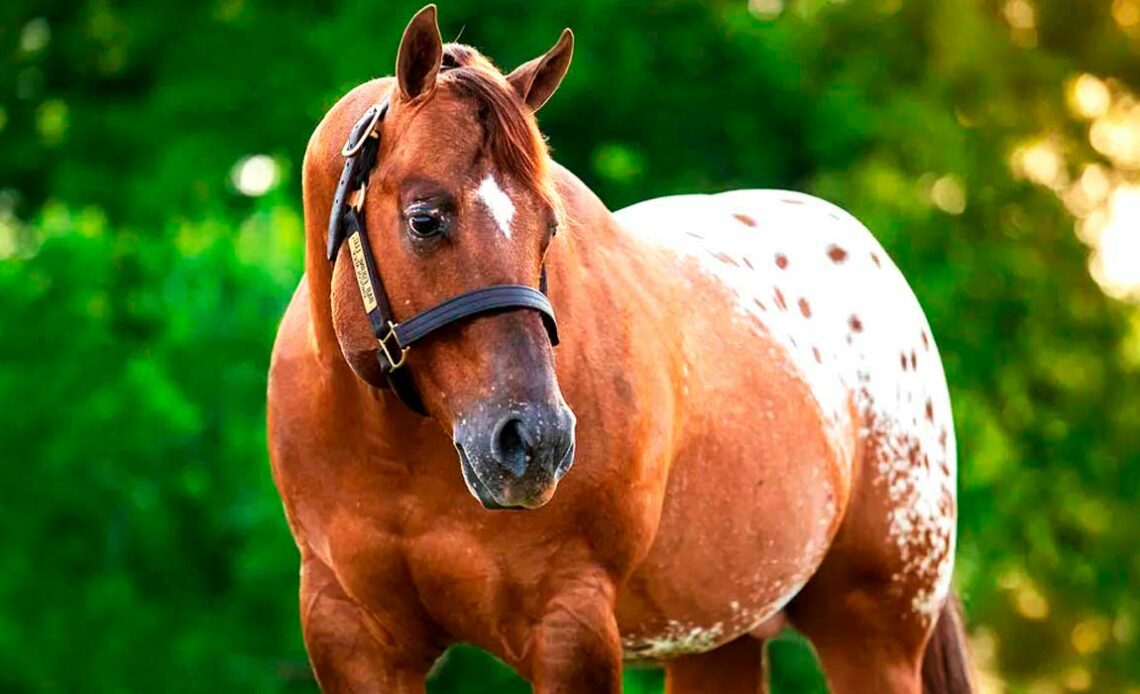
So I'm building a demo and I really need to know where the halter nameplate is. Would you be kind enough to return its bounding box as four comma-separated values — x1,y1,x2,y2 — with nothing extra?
327,97,560,415
348,232,378,312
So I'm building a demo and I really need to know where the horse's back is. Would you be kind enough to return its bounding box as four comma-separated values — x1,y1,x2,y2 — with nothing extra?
616,189,955,478
613,190,957,652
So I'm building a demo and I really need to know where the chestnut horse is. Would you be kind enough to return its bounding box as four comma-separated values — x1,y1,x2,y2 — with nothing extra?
267,6,972,692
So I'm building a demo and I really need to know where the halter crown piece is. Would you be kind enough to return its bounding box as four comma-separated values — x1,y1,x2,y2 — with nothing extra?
326,95,560,416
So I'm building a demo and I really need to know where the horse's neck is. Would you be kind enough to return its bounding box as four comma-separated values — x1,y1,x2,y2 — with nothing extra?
547,162,627,281
543,164,660,375
303,239,339,358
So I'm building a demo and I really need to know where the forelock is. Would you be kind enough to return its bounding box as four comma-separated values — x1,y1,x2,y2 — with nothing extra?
437,44,556,210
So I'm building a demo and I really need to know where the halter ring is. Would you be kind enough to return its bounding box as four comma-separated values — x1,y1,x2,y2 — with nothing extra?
341,104,383,157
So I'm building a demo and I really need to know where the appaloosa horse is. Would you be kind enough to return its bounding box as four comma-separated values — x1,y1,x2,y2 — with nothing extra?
267,6,972,692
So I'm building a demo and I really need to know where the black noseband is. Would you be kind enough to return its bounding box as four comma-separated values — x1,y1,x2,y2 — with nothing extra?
326,97,559,416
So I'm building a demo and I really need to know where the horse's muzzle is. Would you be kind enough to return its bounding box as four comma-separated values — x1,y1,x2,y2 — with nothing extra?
454,400,576,509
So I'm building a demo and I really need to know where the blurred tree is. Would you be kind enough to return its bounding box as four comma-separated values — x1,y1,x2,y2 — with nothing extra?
1,0,1138,691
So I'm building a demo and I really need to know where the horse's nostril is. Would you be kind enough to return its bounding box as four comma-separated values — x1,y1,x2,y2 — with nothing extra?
492,417,529,478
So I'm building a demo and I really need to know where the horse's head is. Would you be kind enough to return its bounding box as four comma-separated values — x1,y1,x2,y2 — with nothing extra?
327,6,576,510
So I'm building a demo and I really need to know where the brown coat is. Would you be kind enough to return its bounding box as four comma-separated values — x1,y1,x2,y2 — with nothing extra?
267,6,971,693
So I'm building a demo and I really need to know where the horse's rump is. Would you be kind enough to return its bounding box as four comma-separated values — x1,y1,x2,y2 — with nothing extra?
612,190,957,653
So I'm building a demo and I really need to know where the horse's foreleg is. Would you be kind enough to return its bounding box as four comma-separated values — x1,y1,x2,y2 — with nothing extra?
663,636,768,694
299,556,438,693
528,575,623,694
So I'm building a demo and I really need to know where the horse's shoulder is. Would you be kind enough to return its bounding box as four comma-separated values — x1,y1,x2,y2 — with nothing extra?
268,276,323,414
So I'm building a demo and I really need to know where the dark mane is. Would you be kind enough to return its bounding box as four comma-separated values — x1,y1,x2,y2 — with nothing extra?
439,44,555,207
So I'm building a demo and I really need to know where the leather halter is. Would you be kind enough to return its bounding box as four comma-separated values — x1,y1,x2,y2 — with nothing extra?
326,97,559,415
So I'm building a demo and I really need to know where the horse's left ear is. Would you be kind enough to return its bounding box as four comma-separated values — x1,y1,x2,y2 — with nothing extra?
396,5,443,102
506,29,574,112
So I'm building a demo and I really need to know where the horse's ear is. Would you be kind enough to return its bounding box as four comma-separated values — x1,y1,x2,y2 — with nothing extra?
506,28,574,112
396,5,443,102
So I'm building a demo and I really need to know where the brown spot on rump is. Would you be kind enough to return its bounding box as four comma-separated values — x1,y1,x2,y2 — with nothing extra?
798,298,812,318
921,331,930,350
826,244,848,263
782,197,805,205
925,399,934,422
742,256,754,270
938,489,954,515
939,428,948,449
733,213,758,227
812,346,822,364
900,353,909,371
871,252,882,267
775,253,788,269
753,298,767,311
774,288,788,311
712,251,740,267
910,350,918,370
849,315,863,332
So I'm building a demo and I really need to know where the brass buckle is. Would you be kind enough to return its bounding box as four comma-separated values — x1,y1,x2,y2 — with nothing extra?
378,321,409,371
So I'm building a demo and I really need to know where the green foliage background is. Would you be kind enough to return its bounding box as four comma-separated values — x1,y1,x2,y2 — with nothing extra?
2,0,1138,691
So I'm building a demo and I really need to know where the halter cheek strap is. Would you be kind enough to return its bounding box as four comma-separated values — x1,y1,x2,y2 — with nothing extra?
326,97,559,416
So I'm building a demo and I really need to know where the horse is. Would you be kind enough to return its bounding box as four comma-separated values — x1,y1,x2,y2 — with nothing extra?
267,5,972,692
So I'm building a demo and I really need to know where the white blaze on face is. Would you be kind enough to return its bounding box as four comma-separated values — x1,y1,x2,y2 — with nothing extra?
476,175,516,239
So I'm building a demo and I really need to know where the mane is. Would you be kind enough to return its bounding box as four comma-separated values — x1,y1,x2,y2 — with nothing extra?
438,44,557,210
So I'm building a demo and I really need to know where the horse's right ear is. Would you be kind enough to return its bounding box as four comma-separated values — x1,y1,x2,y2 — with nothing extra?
396,5,443,102
507,29,574,112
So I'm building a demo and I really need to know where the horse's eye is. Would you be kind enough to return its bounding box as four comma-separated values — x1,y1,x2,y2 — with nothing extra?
408,211,444,238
